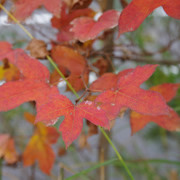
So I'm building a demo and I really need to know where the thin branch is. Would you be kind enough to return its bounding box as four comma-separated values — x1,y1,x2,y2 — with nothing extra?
113,55,180,65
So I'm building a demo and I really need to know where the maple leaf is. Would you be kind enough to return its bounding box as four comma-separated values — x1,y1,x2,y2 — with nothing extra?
0,78,53,111
36,94,109,147
12,0,63,21
118,0,180,35
71,10,120,42
0,41,70,127
51,45,89,91
95,65,169,120
23,113,59,174
0,134,18,164
0,41,50,111
130,83,180,134
51,2,95,42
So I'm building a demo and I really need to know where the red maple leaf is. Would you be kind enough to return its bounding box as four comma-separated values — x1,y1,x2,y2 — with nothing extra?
130,83,180,134
0,42,62,113
12,0,63,21
0,41,109,147
95,65,169,120
71,10,120,42
118,0,180,35
36,95,110,147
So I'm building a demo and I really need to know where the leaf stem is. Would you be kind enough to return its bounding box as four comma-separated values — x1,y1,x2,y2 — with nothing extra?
0,4,33,39
99,127,134,180
0,4,133,179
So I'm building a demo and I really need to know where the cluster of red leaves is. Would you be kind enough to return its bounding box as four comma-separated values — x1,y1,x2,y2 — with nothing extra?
1,0,180,175
10,0,180,41
0,42,109,148
1,41,179,148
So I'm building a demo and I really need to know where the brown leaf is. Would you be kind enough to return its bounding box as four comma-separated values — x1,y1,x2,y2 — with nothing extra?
93,58,109,75
26,39,49,59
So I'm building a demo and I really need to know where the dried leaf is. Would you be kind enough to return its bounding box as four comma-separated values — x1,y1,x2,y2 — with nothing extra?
26,39,49,59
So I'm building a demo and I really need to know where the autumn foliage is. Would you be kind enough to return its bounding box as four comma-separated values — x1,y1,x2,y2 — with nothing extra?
0,0,180,176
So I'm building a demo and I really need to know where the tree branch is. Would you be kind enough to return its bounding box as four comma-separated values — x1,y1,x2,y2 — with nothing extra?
113,55,180,65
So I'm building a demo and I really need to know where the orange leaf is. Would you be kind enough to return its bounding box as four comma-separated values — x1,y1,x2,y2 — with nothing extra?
51,45,89,91
0,60,20,82
23,134,55,174
0,134,18,164
23,113,59,174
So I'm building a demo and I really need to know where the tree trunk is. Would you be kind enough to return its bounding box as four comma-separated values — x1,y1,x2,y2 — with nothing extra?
97,0,114,180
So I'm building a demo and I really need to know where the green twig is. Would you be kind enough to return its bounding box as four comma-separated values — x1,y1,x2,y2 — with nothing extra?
46,55,79,98
100,127,134,180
